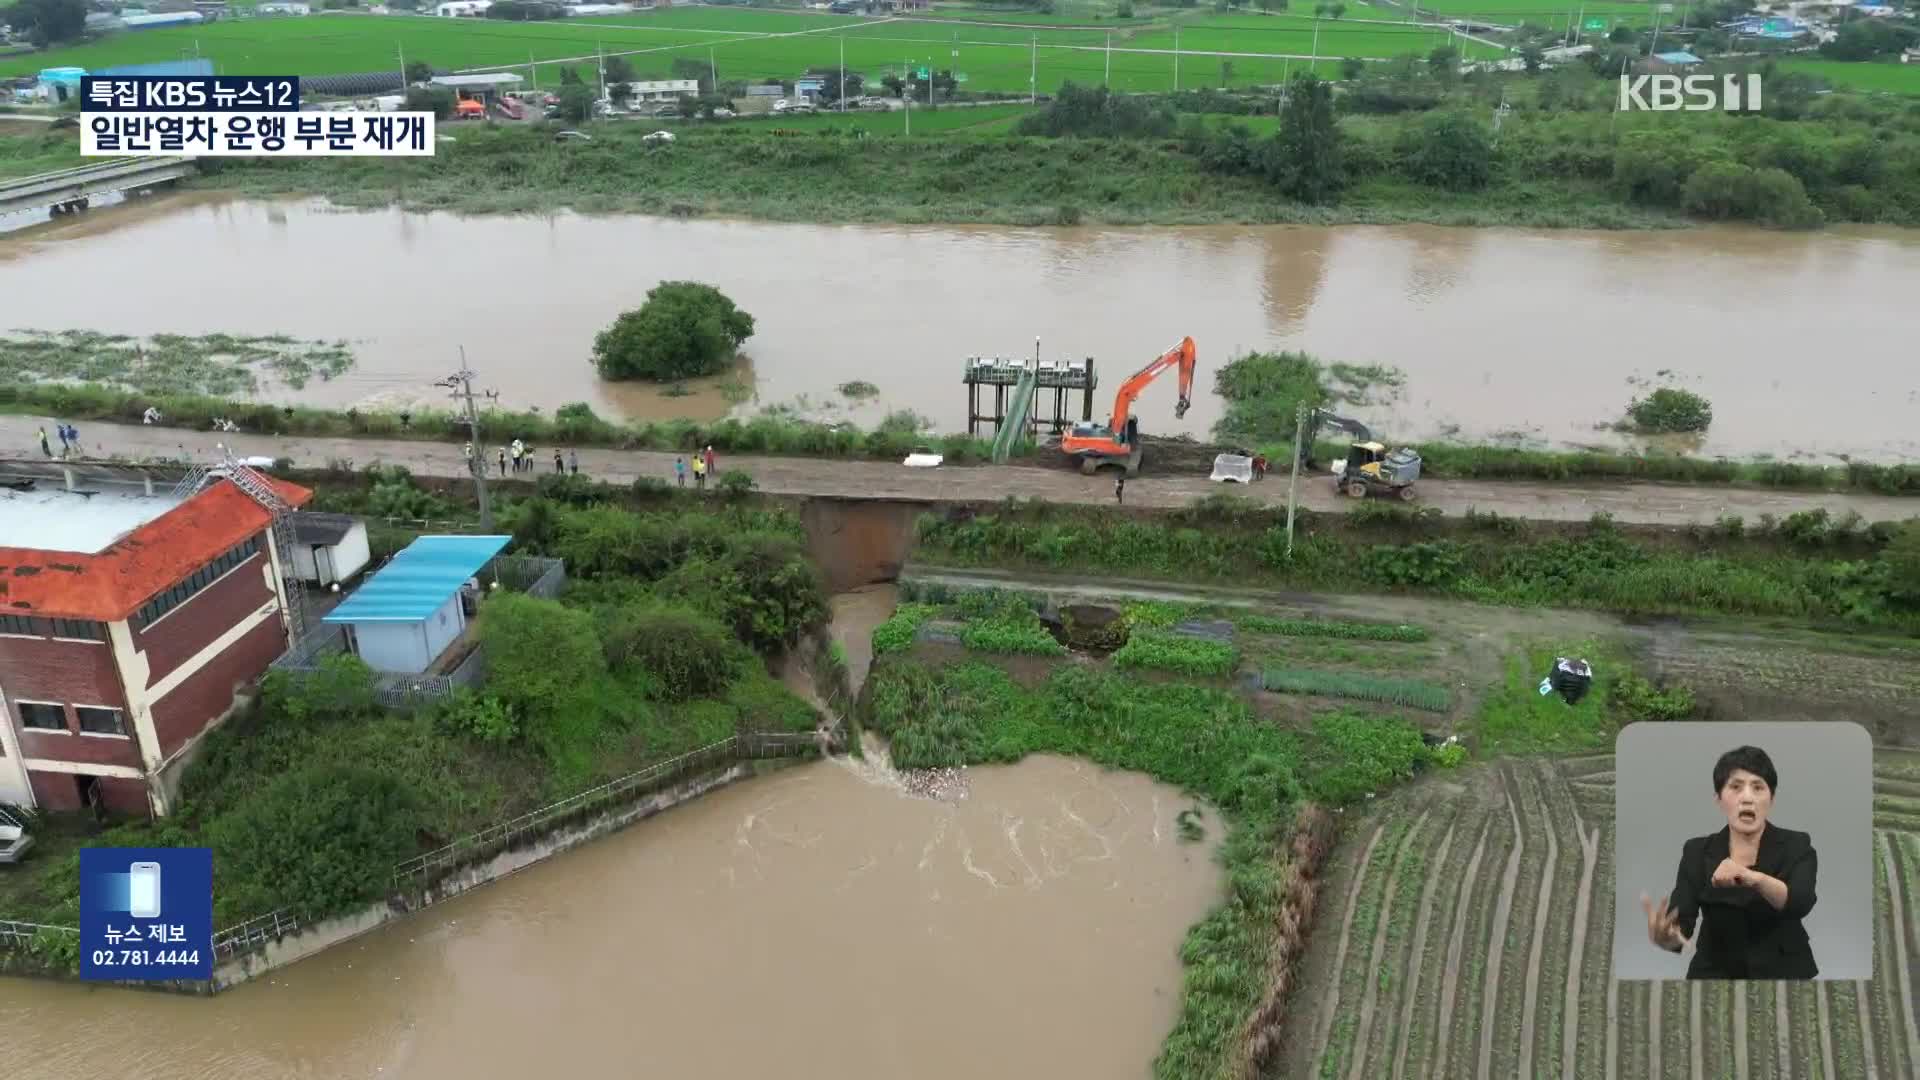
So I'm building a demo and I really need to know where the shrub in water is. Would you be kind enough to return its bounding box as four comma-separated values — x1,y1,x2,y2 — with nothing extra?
1626,388,1713,434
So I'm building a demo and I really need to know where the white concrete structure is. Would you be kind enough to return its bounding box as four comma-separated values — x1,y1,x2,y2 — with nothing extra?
289,513,370,588
626,79,700,102
348,591,465,674
435,0,492,14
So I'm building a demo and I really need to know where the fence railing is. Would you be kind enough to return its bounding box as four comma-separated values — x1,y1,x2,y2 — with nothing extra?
0,918,76,948
0,730,818,967
392,731,817,887
211,908,305,962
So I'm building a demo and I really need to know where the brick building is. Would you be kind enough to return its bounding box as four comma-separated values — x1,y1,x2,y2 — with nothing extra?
0,463,311,818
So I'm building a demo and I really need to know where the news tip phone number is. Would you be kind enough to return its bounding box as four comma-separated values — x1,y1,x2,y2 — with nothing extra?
90,949,203,967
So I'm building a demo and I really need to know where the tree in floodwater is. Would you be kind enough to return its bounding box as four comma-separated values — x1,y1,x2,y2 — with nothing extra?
592,281,756,382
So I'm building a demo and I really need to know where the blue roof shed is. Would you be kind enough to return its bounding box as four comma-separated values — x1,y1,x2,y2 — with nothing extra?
323,535,510,673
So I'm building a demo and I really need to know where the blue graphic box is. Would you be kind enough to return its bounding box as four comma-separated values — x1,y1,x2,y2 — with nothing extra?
79,847,213,981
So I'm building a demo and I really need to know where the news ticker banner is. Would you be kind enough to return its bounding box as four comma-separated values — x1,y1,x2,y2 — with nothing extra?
79,75,434,158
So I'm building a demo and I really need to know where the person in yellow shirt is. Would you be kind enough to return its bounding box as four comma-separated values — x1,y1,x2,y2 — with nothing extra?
692,454,707,490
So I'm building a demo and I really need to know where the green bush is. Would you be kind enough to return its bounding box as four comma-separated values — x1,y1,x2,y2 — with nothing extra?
1302,711,1428,804
872,603,937,655
1626,388,1714,434
959,613,1066,655
259,653,378,726
1113,631,1240,677
597,604,739,701
1260,668,1452,711
1611,673,1696,722
1428,742,1467,768
1210,350,1328,444
208,763,424,923
435,691,520,745
590,281,755,382
716,469,756,498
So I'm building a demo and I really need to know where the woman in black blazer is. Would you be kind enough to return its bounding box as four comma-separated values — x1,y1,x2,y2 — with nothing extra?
1640,745,1819,980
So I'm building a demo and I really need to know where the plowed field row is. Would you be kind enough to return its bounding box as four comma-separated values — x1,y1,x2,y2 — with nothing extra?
1287,753,1920,1080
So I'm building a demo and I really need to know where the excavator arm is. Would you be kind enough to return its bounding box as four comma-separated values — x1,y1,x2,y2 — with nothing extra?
1108,336,1197,437
1298,409,1373,471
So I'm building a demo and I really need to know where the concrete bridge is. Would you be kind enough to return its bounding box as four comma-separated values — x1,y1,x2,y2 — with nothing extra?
0,157,197,218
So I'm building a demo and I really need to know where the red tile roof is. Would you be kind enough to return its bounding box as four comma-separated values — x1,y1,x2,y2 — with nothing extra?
0,475,312,622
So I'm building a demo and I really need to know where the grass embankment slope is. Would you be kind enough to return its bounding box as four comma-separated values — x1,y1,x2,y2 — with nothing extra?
0,487,828,961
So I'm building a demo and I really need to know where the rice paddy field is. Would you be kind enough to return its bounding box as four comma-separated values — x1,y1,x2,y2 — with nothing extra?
1288,749,1920,1080
1781,58,1920,95
0,8,1504,92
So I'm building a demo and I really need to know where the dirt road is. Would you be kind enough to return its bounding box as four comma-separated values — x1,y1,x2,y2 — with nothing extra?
4,413,1916,526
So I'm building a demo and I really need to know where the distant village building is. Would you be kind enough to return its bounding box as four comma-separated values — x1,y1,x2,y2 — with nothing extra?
1645,51,1706,73
0,463,312,818
256,2,313,14
435,0,492,14
625,78,701,101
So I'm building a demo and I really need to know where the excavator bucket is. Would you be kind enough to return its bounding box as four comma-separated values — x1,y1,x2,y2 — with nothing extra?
1175,396,1190,420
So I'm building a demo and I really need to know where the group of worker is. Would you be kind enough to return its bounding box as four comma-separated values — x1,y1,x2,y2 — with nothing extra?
463,439,579,477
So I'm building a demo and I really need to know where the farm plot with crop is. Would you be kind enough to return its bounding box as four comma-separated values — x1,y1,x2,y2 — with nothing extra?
1262,668,1452,712
1282,748,1920,1080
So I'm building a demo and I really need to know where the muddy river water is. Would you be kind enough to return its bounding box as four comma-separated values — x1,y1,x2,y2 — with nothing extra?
3,196,1918,461
2,753,1222,1079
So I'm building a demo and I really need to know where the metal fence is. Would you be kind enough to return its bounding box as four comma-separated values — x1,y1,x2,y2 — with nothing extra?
0,729,819,970
488,554,565,599
0,918,76,948
392,732,817,887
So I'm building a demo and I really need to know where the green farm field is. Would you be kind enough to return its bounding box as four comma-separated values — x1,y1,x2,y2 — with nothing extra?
1782,58,1920,95
0,9,1502,92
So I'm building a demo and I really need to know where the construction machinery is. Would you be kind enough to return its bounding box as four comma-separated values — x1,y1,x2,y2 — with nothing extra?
1059,336,1196,476
1299,408,1423,500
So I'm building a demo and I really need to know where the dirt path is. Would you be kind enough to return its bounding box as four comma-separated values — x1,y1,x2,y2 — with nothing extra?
1312,823,1388,1063
1775,984,1792,1080
1881,833,1920,1075
1517,763,1558,1080
1348,813,1429,1080
6,413,1919,526
1432,817,1490,1077
1391,821,1457,1080
1478,766,1525,1080
1734,984,1750,1080
1692,983,1705,1080
1650,983,1663,1080
1561,810,1600,1080
1855,982,1879,1079
1815,982,1836,1080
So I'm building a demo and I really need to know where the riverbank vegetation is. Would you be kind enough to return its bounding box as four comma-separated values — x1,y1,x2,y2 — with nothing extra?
0,329,355,396
912,498,1920,630
8,375,1919,495
591,281,755,382
1207,350,1919,494
0,492,826,937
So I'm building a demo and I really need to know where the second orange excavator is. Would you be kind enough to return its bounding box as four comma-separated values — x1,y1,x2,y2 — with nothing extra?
1059,336,1197,476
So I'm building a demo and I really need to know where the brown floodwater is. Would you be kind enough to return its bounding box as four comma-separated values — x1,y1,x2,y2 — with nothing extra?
0,755,1222,1079
2,195,1918,460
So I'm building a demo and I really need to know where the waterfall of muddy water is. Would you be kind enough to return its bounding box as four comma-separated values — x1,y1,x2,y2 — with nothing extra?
1,757,1222,1080
3,198,1917,460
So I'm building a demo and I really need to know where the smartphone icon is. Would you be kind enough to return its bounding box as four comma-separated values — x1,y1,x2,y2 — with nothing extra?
128,862,162,919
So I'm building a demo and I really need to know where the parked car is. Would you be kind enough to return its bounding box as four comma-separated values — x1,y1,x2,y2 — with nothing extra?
641,130,676,145
554,130,592,142
773,99,816,115
710,107,736,119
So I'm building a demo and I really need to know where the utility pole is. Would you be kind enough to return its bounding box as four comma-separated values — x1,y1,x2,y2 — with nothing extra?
710,47,718,92
398,44,408,95
904,55,912,135
1106,32,1112,86
441,349,497,532
529,50,537,93
1285,404,1305,560
1175,30,1180,91
840,37,846,113
1030,35,1037,104
596,44,606,105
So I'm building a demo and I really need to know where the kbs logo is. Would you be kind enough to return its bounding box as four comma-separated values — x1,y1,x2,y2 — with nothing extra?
1618,73,1763,112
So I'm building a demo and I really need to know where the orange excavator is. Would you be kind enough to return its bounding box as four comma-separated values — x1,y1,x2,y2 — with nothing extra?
1059,336,1196,476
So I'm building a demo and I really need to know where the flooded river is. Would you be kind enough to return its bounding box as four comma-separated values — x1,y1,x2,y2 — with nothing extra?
3,195,1918,460
1,755,1221,1079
